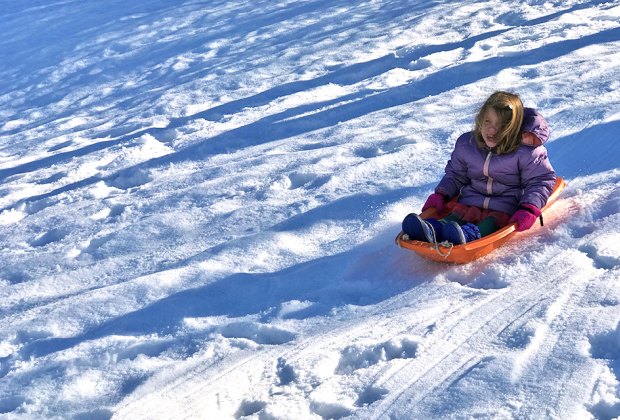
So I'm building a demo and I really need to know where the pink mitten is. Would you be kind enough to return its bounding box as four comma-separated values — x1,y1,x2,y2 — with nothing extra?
422,193,446,213
509,203,541,231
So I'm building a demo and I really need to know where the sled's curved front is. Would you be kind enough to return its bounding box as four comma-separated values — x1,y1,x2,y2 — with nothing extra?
396,176,566,264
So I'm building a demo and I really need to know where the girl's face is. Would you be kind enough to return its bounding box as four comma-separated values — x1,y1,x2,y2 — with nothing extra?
480,108,502,148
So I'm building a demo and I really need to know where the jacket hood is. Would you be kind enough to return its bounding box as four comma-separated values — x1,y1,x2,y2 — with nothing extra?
522,107,550,145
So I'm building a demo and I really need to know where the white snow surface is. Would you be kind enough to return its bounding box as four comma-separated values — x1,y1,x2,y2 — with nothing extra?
1,0,620,418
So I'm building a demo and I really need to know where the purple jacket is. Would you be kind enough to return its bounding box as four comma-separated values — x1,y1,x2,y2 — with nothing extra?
435,108,555,215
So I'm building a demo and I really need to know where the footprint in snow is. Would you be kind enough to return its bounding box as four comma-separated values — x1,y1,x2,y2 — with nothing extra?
578,233,620,270
0,396,26,415
1,269,30,285
353,138,413,158
587,324,620,419
271,172,330,191
105,168,152,190
354,146,382,159
29,228,68,248
498,321,537,350
219,322,296,346
589,324,620,363
35,171,66,185
90,204,126,222
107,204,126,219
235,400,266,418
355,385,389,408
336,336,419,374
408,58,432,70
116,338,173,362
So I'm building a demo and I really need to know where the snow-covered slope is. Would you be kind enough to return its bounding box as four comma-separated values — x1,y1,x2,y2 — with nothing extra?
1,0,620,418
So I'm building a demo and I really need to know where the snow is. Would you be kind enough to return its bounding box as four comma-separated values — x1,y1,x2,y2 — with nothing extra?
1,0,620,418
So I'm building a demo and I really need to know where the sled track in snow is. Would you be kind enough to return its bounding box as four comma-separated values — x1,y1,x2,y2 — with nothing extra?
365,250,599,418
113,246,601,418
113,263,470,418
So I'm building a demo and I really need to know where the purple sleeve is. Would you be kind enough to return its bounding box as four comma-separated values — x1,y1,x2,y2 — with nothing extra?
522,108,550,145
520,145,556,209
435,134,472,199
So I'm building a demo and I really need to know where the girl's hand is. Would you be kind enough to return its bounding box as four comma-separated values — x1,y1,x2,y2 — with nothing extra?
509,203,541,231
422,193,446,213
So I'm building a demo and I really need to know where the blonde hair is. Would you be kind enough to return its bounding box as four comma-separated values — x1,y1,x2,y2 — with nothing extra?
473,91,524,154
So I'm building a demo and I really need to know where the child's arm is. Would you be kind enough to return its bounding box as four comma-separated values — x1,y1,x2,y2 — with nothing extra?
435,134,471,200
518,147,555,214
510,147,555,231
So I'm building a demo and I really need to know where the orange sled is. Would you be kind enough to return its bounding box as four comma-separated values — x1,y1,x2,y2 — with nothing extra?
395,176,566,264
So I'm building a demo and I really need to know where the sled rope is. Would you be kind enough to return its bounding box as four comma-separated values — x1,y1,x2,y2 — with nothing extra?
431,228,453,259
398,232,454,258
434,240,454,258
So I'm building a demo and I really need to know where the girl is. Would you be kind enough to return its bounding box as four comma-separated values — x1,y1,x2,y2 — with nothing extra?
402,91,555,245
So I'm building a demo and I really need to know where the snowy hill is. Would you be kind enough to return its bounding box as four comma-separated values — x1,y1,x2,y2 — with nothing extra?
1,0,620,418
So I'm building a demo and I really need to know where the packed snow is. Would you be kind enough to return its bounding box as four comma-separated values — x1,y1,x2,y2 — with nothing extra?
1,0,620,418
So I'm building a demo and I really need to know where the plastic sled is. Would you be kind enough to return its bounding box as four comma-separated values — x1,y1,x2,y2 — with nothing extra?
395,176,567,264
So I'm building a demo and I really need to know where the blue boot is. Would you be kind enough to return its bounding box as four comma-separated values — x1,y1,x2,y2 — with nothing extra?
442,222,481,245
402,214,442,243
425,218,445,242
